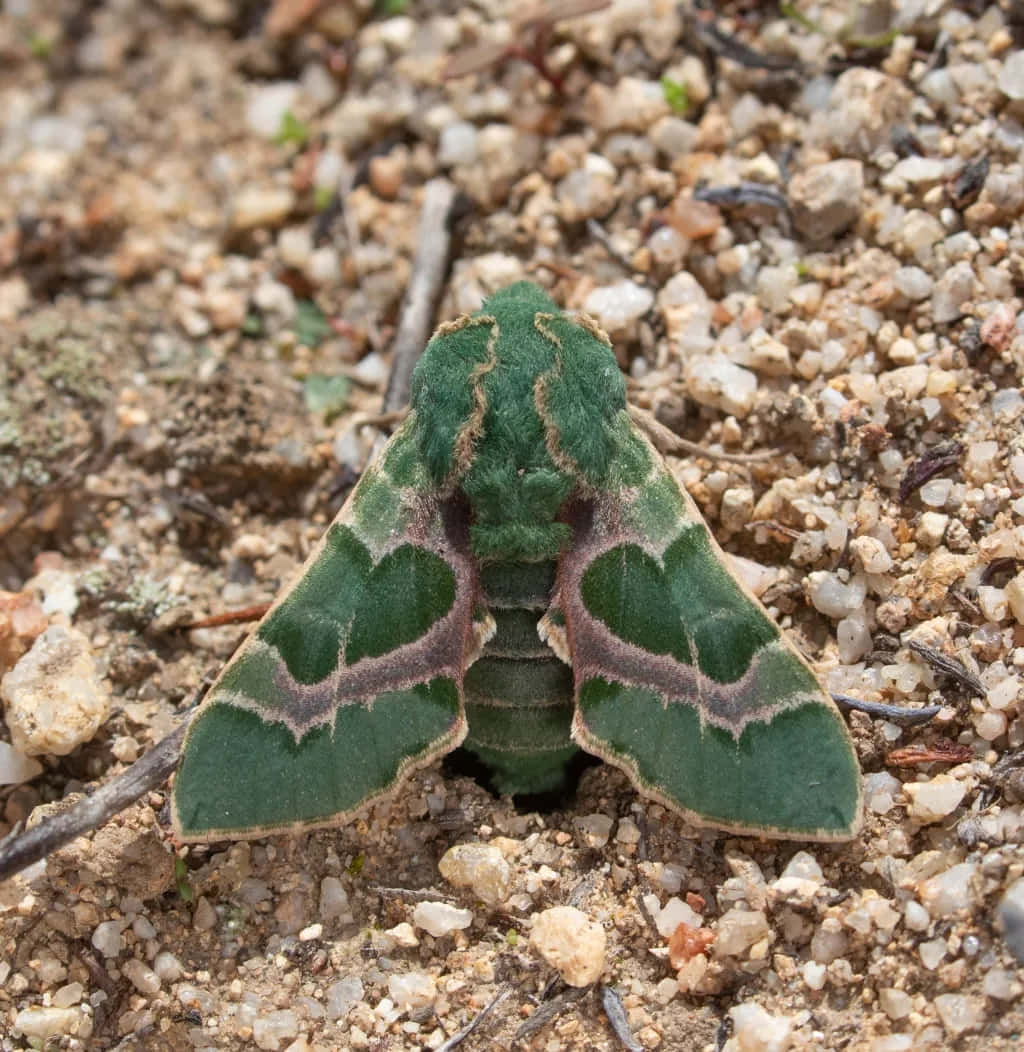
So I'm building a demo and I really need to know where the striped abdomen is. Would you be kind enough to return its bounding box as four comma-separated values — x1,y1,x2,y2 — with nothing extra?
462,560,578,794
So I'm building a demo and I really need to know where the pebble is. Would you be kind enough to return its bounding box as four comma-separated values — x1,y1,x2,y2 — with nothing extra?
556,155,619,223
388,971,437,1013
122,958,161,995
654,896,703,938
919,937,946,970
904,774,967,823
25,567,78,617
253,1009,299,1051
802,960,826,991
919,862,981,917
574,813,614,848
582,280,653,341
438,842,512,906
997,50,1024,99
326,977,364,1021
658,270,714,352
879,988,912,1020
903,900,931,932
931,261,975,323
996,877,1024,963
0,590,48,673
810,918,848,964
438,121,478,167
412,901,473,938
821,68,913,158
0,740,43,785
245,82,300,138
319,876,351,923
153,952,183,982
91,919,125,958
193,896,218,931
231,186,296,231
1,625,109,755
53,983,83,1008
713,908,770,958
14,1007,83,1040
789,159,864,240
529,905,607,987
805,571,867,620
934,993,983,1037
723,1001,794,1052
684,356,758,418
863,771,902,815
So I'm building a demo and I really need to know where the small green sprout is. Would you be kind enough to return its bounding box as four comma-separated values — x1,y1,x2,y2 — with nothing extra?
275,110,310,148
660,75,691,116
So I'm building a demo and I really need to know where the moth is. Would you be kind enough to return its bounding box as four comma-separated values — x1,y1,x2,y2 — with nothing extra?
172,282,862,843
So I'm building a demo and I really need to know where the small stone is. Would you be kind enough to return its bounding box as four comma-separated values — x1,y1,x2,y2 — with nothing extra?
557,155,619,223
412,901,473,938
919,937,947,970
122,958,161,995
802,960,826,990
805,571,867,619
1,625,110,755
684,356,758,418
982,967,1017,999
231,186,295,231
193,896,217,931
998,50,1024,99
713,908,771,958
903,900,931,932
153,952,183,982
879,988,912,1020
934,993,983,1037
0,590,48,674
326,977,364,1021
863,771,902,815
438,121,478,166
615,817,641,844
931,261,975,323
996,877,1024,963
53,983,84,1009
388,971,437,1013
438,842,512,906
810,918,848,964
319,876,351,923
253,1009,299,1051
850,536,893,574
0,741,43,785
790,159,864,240
530,905,607,987
904,774,967,823
918,863,981,917
385,922,419,948
656,897,703,938
725,1001,794,1052
14,1007,83,1040
746,329,791,376
91,919,124,958
658,271,713,353
581,281,653,342
574,813,614,848
821,68,913,159
245,81,300,137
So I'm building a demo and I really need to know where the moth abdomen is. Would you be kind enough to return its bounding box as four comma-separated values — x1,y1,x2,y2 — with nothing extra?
461,558,578,795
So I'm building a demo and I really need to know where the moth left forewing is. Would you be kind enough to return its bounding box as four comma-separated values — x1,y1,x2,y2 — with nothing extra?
171,422,475,842
560,420,862,842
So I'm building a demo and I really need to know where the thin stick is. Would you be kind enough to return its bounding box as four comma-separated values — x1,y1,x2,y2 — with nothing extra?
627,405,777,464
436,985,512,1052
513,986,588,1043
601,985,643,1052
382,178,459,414
832,693,942,726
0,718,190,883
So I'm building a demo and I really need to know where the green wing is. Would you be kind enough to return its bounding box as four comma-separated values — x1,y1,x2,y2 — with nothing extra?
559,418,862,841
172,420,474,841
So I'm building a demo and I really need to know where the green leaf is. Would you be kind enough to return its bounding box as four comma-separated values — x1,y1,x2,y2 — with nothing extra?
295,300,331,348
275,109,310,147
174,857,195,902
348,854,365,877
303,374,350,421
660,75,690,116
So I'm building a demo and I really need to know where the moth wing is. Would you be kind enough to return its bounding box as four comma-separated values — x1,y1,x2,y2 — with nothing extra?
172,422,474,841
559,422,862,841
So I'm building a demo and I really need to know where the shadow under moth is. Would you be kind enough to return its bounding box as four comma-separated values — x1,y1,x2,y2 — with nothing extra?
172,281,862,843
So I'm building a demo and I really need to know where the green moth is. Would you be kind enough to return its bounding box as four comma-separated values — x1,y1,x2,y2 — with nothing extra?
172,281,862,843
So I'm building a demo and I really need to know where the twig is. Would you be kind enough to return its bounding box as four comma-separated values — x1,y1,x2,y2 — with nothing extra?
437,985,512,1052
628,405,778,464
898,441,963,503
832,693,941,726
369,885,449,902
601,986,643,1052
907,639,984,697
513,985,588,1043
693,182,792,223
179,603,271,630
686,6,798,70
382,178,459,414
0,718,190,883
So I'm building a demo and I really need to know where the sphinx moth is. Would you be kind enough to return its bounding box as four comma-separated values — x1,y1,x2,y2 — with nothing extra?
172,281,862,842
